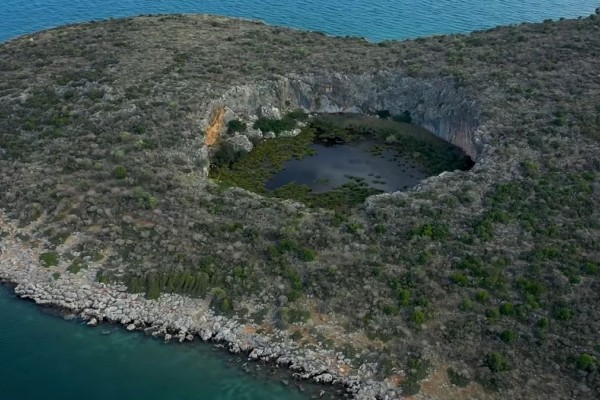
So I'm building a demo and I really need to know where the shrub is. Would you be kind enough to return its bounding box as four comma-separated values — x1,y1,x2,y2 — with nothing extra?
575,353,596,372
459,298,474,311
113,165,127,179
401,380,421,396
145,274,161,300
486,307,501,320
290,330,304,341
374,224,386,234
87,88,105,101
52,272,61,280
227,119,246,134
537,317,550,329
382,304,400,316
450,272,469,286
277,306,311,326
554,305,573,321
299,248,316,262
40,252,59,267
415,223,450,240
396,288,411,306
499,302,516,316
253,116,296,134
485,352,509,372
67,258,85,274
210,287,234,315
212,141,242,167
475,289,490,302
412,309,426,324
500,329,518,343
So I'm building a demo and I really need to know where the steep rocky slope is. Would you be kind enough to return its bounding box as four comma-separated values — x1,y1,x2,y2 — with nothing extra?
1,13,600,399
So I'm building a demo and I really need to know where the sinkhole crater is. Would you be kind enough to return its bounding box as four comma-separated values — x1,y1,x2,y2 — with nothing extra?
208,110,474,211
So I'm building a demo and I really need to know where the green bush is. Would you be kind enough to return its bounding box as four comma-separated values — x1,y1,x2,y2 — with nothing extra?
67,258,85,274
227,119,246,134
113,165,127,179
575,353,596,371
299,247,316,262
412,309,426,324
382,304,400,316
253,116,296,134
277,306,311,326
500,329,518,343
475,289,490,302
210,287,234,315
450,272,469,286
485,352,509,372
285,109,308,121
554,305,573,321
400,380,421,396
40,252,59,267
396,288,411,306
499,302,516,316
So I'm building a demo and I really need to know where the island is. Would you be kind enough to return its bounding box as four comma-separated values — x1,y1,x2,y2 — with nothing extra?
0,13,599,400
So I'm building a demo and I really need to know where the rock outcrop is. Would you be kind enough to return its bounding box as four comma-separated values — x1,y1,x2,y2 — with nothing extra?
213,73,483,160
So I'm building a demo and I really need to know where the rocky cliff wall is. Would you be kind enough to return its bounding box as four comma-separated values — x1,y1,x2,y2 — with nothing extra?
212,73,484,160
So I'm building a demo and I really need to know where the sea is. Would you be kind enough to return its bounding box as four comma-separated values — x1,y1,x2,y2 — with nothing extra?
0,1,597,399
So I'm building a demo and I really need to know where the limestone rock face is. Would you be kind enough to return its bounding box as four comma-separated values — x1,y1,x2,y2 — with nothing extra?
226,134,253,153
214,73,482,160
257,105,282,119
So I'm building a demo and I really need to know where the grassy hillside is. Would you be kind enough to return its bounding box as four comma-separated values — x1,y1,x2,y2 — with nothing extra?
1,13,599,399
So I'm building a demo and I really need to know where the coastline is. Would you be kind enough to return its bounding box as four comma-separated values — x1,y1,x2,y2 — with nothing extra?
0,211,396,400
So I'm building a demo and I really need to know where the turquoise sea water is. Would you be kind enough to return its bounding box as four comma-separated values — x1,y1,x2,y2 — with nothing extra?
0,285,317,400
0,0,597,43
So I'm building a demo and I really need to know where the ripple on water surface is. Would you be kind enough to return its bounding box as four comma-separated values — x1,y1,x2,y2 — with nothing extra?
0,0,598,42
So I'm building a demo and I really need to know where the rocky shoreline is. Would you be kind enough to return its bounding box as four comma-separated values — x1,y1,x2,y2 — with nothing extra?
0,212,403,400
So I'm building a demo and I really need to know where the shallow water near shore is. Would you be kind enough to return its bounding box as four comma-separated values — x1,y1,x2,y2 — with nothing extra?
0,0,597,43
0,285,321,400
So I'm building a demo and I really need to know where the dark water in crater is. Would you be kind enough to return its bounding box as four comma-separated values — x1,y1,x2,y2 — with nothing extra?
266,140,428,193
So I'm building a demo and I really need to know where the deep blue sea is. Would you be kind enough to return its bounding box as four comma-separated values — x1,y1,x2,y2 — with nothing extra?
0,1,598,399
0,0,597,43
